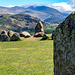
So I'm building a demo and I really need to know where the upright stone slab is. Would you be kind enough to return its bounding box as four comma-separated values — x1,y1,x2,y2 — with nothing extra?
35,21,44,33
34,21,44,37
53,12,75,75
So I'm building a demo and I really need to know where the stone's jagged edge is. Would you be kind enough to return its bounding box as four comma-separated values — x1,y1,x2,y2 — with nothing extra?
53,12,75,75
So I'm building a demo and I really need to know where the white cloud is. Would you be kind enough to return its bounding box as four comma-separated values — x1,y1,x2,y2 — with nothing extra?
68,0,75,9
49,0,75,13
7,5,14,8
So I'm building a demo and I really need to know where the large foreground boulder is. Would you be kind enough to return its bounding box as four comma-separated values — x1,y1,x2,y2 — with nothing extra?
51,31,55,40
53,12,75,75
0,34,10,41
10,33,20,41
20,31,31,38
34,21,44,37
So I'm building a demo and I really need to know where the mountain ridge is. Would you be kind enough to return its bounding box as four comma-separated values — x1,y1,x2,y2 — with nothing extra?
0,6,68,23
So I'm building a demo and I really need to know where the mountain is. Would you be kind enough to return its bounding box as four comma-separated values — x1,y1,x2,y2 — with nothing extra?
0,14,50,34
27,6,67,23
28,6,63,16
28,6,66,18
0,6,67,23
0,6,28,14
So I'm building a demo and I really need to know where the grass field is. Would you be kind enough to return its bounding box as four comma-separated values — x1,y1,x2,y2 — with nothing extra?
0,38,53,75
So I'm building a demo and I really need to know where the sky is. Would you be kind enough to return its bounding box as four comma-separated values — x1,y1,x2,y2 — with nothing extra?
0,0,70,7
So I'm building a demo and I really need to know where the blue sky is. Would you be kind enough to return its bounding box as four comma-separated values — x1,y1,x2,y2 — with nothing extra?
0,0,70,7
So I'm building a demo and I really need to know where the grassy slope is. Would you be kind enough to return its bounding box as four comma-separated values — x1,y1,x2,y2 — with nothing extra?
0,39,53,75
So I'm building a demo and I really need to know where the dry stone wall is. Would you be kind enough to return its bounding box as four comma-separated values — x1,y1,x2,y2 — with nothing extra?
53,12,75,75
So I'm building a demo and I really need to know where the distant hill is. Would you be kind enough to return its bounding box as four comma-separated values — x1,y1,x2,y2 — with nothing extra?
44,17,65,23
0,6,68,23
0,14,51,34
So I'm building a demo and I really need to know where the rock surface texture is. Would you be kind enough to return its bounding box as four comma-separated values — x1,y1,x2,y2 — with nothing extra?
53,12,75,75
34,21,44,37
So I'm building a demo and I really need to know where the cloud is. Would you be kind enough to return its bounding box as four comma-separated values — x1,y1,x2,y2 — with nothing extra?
7,5,14,8
23,4,48,8
49,0,75,13
68,0,75,9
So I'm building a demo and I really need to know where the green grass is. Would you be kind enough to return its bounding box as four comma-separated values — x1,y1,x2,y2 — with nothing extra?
0,39,53,75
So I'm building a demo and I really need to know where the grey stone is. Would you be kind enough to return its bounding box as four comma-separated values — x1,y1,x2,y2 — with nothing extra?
34,32,44,37
8,30,15,38
35,21,44,33
20,31,31,38
10,33,20,41
0,34,10,41
34,21,44,37
53,12,75,75
1,30,7,35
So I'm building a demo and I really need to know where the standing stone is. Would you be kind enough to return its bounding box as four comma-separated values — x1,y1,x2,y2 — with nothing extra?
53,12,75,75
35,21,44,33
34,21,44,37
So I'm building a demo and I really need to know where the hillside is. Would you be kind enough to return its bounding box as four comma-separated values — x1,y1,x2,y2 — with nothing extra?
0,14,53,34
44,16,65,23
28,6,65,18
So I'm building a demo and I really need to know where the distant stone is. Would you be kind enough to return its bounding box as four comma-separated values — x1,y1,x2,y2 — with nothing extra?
1,30,7,35
34,21,44,37
34,32,44,37
20,31,31,38
0,34,10,41
35,21,44,33
10,33,20,41
41,34,49,40
8,30,15,38
0,30,10,41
